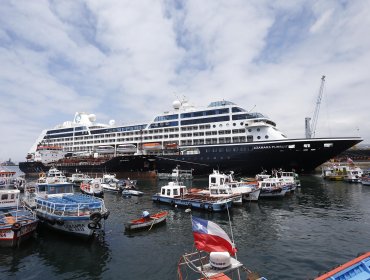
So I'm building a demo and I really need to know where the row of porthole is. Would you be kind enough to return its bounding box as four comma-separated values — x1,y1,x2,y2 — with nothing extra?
212,122,244,128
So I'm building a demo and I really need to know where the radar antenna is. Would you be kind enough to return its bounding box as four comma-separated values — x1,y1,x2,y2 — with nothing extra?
305,75,325,138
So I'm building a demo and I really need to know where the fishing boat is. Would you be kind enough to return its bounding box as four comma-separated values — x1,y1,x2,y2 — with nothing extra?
177,215,266,280
80,178,104,197
0,189,38,247
121,186,144,197
68,172,91,185
22,182,110,238
100,174,122,193
209,170,261,202
152,181,233,212
157,165,193,180
315,252,370,280
124,211,168,231
43,167,67,184
258,177,291,198
19,98,362,177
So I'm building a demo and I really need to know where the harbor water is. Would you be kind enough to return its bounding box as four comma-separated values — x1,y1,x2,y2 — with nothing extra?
1,167,370,280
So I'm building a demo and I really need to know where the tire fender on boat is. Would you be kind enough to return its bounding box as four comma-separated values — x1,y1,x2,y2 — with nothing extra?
11,222,22,232
103,210,110,220
56,218,64,226
88,222,97,229
90,212,102,222
48,218,56,225
208,205,213,212
170,200,175,207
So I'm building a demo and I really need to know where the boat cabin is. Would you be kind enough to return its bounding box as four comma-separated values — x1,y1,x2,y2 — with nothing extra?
36,183,75,196
0,189,20,209
160,182,187,198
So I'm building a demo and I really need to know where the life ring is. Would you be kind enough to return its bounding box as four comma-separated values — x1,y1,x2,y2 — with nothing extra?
103,210,110,220
208,205,213,212
11,222,22,232
90,212,102,222
56,218,64,226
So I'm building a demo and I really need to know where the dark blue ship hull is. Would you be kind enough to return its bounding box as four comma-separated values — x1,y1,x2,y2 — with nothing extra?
19,137,362,176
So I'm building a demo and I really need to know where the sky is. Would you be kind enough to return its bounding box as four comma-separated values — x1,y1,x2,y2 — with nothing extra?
1,0,369,163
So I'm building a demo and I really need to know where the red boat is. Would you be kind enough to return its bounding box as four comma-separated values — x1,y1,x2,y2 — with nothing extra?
124,211,168,231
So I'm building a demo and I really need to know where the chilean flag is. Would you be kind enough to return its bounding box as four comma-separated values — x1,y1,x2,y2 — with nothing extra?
192,216,237,256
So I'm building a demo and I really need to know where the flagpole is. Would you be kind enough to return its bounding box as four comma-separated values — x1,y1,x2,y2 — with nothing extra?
225,202,237,259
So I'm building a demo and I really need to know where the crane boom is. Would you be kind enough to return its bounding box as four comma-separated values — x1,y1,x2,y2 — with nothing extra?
305,75,325,138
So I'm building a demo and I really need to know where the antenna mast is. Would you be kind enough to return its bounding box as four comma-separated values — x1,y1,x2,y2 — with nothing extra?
305,75,325,138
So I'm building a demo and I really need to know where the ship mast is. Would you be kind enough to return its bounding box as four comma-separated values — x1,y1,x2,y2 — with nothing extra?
305,75,325,138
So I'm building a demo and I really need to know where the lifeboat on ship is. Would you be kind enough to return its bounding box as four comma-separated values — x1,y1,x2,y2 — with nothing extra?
165,142,178,149
95,145,115,154
117,144,136,153
142,142,162,150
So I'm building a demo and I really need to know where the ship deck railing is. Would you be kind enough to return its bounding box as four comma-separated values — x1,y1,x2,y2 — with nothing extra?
35,195,105,217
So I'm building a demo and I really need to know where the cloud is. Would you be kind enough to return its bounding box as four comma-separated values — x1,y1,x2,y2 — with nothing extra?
0,0,369,163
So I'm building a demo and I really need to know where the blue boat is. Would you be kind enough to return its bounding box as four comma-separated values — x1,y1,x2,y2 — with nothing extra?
0,189,38,247
152,181,233,212
315,252,370,280
23,182,110,238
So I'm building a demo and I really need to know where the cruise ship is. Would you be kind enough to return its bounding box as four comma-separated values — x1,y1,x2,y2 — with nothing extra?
19,99,362,176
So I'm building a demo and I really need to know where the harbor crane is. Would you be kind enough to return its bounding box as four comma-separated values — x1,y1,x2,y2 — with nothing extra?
305,75,326,138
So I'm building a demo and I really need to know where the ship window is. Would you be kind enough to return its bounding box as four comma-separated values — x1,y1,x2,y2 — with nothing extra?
257,128,260,131
257,136,261,139
288,145,295,149
247,135,253,142
304,144,310,148
240,122,244,125
265,135,269,139
248,129,252,132
324,143,333,148
173,189,178,196
167,189,171,196
1,194,7,200
233,123,236,126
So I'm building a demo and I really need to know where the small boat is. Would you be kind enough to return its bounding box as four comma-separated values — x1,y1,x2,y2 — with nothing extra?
177,216,266,280
68,172,90,185
41,167,67,184
100,174,122,193
258,177,291,198
152,181,233,212
80,178,104,197
124,211,168,231
0,189,38,247
315,252,370,280
142,142,162,150
157,165,193,180
0,168,17,187
95,145,115,154
116,144,136,153
122,186,144,197
22,182,110,238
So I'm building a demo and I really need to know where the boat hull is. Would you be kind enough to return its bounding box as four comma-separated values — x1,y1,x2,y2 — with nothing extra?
0,221,38,247
35,211,105,238
151,195,232,212
124,211,168,231
19,137,362,176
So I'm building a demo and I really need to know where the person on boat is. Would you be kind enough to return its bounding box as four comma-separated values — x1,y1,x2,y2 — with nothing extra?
142,211,150,219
